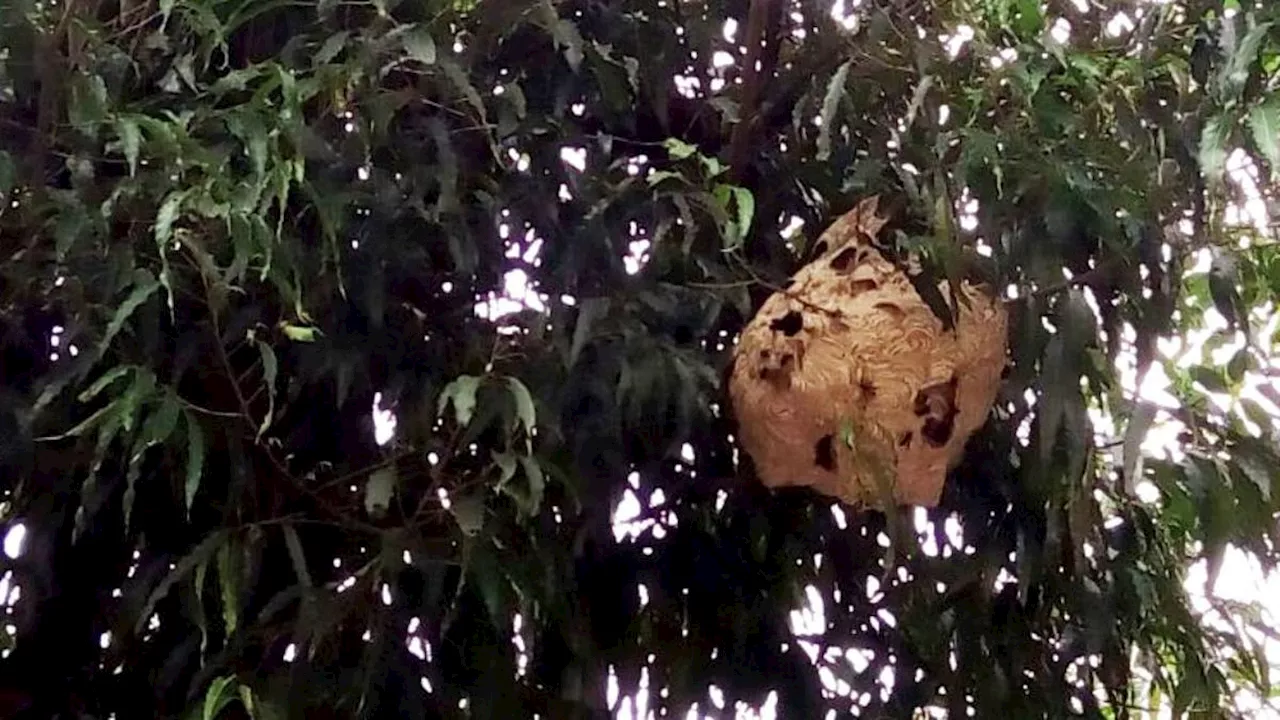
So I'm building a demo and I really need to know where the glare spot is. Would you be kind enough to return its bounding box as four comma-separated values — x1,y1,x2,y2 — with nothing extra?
372,392,397,446
3,524,26,559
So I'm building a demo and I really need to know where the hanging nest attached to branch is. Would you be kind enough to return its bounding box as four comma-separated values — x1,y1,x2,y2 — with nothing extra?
729,196,1008,509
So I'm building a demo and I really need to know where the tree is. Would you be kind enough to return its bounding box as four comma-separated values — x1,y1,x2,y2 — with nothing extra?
2,0,1280,716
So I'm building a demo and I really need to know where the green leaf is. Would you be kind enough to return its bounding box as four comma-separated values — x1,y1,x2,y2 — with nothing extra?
102,271,161,356
314,31,349,65
0,150,14,197
817,60,853,162
731,186,755,244
1122,402,1156,494
451,492,485,536
1192,366,1229,394
1248,97,1280,178
570,299,609,366
516,456,545,516
492,451,518,485
647,170,685,187
1209,252,1247,337
1222,22,1272,97
664,138,698,160
116,118,142,176
281,323,320,342
505,376,537,438
551,18,585,71
137,531,229,634
254,339,278,437
203,676,240,720
1199,114,1232,185
79,366,135,403
68,74,109,136
441,59,487,120
282,524,313,587
155,190,186,246
184,411,206,513
438,375,482,426
365,466,396,517
216,542,241,636
402,24,438,65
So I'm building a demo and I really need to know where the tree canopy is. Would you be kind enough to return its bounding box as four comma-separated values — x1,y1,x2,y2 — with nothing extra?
3,0,1280,717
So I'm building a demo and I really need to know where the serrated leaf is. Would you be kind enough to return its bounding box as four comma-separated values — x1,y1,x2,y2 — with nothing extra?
155,190,185,246
137,394,182,460
1222,22,1272,97
138,531,229,634
365,466,396,517
282,524,313,587
817,60,853,162
102,272,161,356
314,31,349,65
79,366,135,403
1199,114,1232,185
402,24,438,65
184,411,205,512
438,375,482,426
1249,97,1280,179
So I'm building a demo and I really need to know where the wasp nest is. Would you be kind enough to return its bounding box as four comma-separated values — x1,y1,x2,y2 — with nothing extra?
728,196,1008,508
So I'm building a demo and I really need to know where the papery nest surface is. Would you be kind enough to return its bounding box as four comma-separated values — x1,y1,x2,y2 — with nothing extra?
729,196,1009,508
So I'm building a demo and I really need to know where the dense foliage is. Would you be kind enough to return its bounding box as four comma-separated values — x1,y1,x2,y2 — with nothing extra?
4,0,1280,717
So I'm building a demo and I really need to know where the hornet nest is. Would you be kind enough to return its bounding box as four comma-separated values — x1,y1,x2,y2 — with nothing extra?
728,196,1008,508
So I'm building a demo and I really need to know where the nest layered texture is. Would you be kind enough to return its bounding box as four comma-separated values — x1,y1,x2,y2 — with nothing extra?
729,197,1008,508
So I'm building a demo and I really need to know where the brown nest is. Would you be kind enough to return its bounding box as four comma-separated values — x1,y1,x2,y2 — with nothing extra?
728,196,1008,508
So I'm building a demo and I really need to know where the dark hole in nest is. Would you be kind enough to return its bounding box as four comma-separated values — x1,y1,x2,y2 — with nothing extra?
814,434,836,471
760,353,796,388
851,279,878,294
921,415,955,447
812,240,829,257
829,246,861,272
769,311,804,336
914,376,959,447
913,376,957,417
898,431,913,448
859,380,876,399
874,302,905,320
